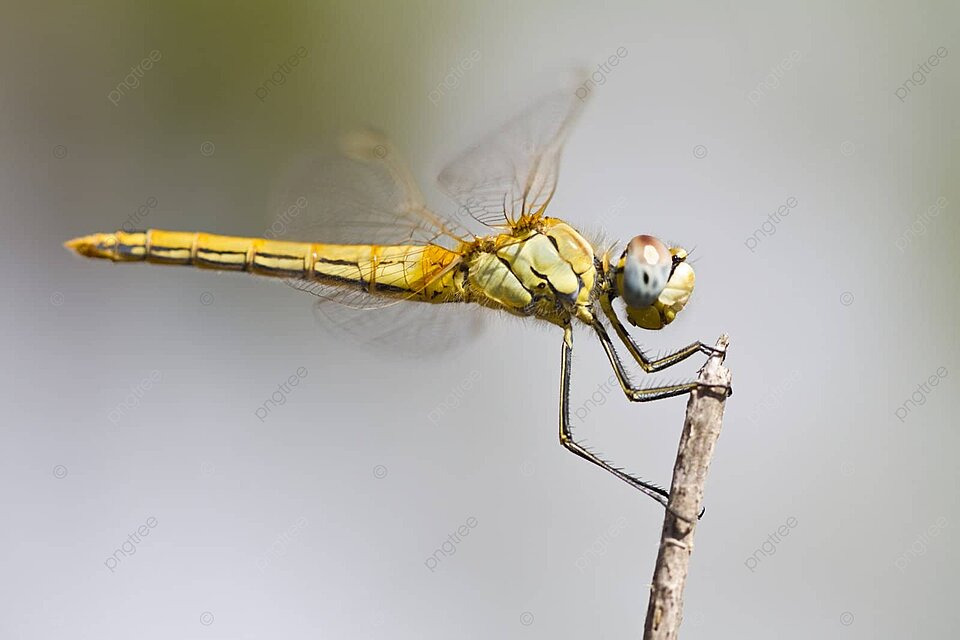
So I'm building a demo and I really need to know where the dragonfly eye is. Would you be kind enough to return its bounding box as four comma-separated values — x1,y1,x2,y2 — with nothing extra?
619,235,672,308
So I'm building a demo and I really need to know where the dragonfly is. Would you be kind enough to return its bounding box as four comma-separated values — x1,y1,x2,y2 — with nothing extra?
65,83,729,509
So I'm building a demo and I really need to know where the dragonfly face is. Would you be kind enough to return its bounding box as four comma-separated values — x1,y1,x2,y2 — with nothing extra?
615,235,695,331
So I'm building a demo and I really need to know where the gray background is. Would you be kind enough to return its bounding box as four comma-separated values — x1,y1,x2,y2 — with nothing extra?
3,1,958,638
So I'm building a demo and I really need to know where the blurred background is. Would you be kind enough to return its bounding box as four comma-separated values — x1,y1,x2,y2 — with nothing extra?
2,1,958,638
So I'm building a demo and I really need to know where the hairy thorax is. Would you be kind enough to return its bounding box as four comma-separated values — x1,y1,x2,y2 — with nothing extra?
463,217,597,325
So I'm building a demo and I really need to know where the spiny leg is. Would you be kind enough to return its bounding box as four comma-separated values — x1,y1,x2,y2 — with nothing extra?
590,309,696,401
590,317,730,402
598,296,722,373
558,324,674,508
563,323,716,518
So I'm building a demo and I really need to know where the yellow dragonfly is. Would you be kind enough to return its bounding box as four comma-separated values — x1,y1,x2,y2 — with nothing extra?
65,85,728,509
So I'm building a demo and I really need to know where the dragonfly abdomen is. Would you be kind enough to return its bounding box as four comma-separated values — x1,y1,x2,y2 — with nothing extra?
65,229,464,301
65,229,315,275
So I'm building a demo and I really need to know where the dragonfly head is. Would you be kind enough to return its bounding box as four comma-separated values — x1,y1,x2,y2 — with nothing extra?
614,235,695,330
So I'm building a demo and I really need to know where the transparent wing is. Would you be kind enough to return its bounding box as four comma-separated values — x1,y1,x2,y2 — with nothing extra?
285,257,484,359
266,131,485,354
268,129,474,249
437,79,587,227
308,293,486,358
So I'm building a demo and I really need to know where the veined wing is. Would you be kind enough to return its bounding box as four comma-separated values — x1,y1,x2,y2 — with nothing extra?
268,128,475,310
268,129,474,248
437,78,587,228
266,130,485,354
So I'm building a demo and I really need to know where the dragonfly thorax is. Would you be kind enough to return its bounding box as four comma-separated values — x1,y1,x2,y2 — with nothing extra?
464,218,597,325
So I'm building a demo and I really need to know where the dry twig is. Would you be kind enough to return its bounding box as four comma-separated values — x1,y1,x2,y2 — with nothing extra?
643,334,731,640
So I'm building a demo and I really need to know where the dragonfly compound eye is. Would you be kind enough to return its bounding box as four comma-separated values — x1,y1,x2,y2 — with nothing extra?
620,235,672,308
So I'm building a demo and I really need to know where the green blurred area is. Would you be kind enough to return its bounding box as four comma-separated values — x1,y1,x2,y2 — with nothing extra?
142,1,445,140
1,1,495,236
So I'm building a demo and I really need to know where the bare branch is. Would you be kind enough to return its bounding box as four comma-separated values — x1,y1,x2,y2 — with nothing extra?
643,334,731,640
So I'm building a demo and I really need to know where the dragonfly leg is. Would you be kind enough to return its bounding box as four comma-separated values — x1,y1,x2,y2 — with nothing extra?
590,317,730,401
598,296,722,373
558,324,672,507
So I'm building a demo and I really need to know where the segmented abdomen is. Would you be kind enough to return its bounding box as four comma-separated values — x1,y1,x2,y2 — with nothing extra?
66,229,463,302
